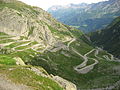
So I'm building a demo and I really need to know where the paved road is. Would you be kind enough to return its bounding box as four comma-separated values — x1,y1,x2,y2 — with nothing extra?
73,49,99,74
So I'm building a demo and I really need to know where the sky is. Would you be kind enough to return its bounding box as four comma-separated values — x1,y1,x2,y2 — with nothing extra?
19,0,108,10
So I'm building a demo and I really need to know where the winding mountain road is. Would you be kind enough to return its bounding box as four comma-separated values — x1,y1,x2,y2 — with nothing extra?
13,42,31,50
67,38,76,48
72,48,88,69
0,42,14,47
73,49,99,74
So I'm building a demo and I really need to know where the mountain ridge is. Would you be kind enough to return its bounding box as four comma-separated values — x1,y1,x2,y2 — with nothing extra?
48,0,120,32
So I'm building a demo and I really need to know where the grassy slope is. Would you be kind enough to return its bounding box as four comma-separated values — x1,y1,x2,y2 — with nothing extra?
0,55,16,65
0,52,63,90
0,33,63,90
0,0,38,14
0,65,63,90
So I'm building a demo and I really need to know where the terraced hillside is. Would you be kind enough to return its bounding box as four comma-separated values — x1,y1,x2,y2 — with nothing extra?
0,0,120,90
1,28,120,90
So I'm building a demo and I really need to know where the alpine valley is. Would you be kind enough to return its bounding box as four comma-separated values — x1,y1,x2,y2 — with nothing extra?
48,0,120,33
0,0,120,90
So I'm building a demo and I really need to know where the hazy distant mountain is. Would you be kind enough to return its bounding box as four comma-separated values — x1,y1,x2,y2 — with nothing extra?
90,16,120,58
48,0,120,32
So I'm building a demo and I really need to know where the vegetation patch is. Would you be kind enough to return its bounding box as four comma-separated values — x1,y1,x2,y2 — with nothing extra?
28,26,35,36
0,55,16,65
0,32,9,36
0,39,14,44
0,65,63,90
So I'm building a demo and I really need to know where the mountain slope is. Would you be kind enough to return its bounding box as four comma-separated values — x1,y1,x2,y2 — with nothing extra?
0,0,77,90
0,0,120,90
48,0,120,32
89,16,120,58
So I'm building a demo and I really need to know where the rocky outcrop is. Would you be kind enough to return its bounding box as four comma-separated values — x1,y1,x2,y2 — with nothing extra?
13,57,26,66
27,66,77,90
0,7,55,45
52,76,77,90
0,0,73,51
